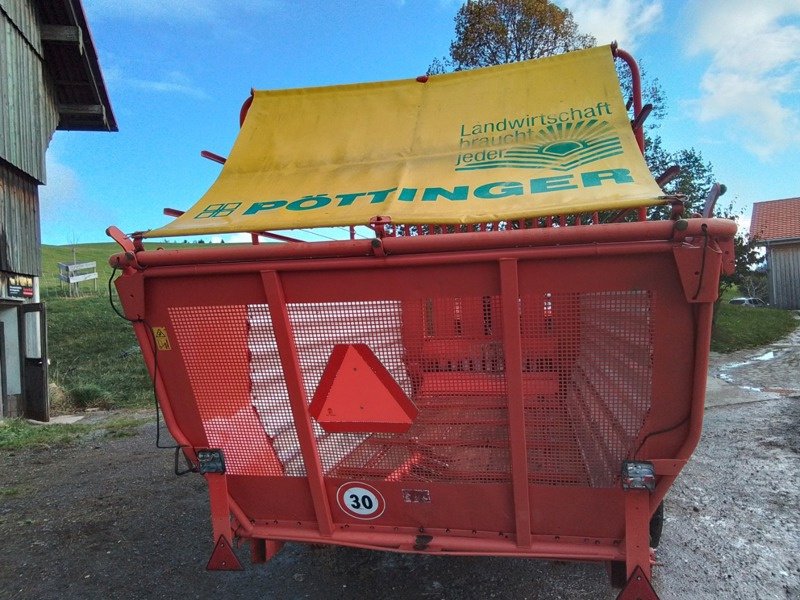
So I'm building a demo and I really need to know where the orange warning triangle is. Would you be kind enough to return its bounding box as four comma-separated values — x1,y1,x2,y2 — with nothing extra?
309,344,418,433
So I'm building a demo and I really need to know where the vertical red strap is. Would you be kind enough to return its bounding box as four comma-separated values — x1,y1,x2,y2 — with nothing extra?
205,473,244,571
261,271,335,536
206,473,233,544
251,539,284,564
499,259,532,548
624,490,652,579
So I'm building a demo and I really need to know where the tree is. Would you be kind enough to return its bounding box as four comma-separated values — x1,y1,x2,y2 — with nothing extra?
429,0,594,73
431,1,764,299
645,136,716,218
714,201,765,295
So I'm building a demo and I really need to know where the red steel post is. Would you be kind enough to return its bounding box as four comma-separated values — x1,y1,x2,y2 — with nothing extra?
499,259,532,548
614,47,645,153
260,270,335,536
623,490,652,580
205,472,244,570
206,473,234,543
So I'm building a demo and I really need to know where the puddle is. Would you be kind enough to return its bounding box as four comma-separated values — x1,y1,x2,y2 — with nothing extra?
716,348,782,393
718,372,763,392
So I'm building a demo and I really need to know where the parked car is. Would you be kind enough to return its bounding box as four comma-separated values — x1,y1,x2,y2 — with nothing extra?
729,297,767,307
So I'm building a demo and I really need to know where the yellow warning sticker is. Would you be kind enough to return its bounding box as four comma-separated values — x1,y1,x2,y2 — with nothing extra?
152,327,172,351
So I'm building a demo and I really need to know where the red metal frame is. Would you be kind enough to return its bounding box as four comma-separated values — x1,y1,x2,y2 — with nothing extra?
612,45,645,153
110,217,735,599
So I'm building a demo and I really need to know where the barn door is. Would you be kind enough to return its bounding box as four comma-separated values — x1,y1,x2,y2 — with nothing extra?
19,303,48,422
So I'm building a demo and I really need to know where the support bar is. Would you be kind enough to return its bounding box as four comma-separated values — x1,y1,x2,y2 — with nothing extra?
499,259,532,548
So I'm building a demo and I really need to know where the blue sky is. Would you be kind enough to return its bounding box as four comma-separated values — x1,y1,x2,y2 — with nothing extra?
41,0,800,244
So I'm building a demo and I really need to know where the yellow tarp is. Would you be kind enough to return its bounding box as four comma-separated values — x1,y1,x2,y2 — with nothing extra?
146,45,663,238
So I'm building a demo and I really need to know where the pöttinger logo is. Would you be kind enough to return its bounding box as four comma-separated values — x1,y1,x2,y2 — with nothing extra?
195,202,242,219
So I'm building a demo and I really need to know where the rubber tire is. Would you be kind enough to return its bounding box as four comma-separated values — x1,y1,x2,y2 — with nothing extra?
649,501,665,548
608,560,628,589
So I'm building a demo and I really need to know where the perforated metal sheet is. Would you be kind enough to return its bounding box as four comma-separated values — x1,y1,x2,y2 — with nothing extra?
247,305,305,475
169,290,651,487
283,297,514,484
563,291,653,487
169,306,284,476
276,298,509,482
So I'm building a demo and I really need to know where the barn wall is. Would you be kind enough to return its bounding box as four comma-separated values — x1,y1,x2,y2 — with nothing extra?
767,243,800,310
0,0,60,184
0,162,41,276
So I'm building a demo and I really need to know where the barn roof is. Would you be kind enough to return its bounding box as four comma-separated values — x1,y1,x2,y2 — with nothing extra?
751,197,800,243
38,0,117,132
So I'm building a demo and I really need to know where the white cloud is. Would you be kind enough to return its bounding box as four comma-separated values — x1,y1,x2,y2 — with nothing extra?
559,0,663,51
126,72,209,99
40,155,81,224
684,0,800,158
103,65,208,99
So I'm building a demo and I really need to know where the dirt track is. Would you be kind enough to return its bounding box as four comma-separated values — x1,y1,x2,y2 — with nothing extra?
1,329,798,599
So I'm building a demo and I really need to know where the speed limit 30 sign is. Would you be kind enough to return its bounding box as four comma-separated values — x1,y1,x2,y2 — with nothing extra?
336,482,386,520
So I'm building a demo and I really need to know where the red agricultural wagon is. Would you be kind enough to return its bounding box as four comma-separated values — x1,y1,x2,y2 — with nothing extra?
108,45,736,598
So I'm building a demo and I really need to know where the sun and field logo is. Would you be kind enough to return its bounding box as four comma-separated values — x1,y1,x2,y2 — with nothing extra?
455,119,623,172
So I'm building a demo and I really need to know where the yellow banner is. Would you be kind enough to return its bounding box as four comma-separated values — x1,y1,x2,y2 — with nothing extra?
146,45,663,238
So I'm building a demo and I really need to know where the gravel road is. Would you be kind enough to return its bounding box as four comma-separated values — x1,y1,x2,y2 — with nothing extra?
1,324,798,600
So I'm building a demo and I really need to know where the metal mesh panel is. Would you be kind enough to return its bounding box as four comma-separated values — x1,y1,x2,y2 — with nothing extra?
518,293,587,486
169,290,651,487
571,290,653,487
169,306,284,476
247,305,306,476
288,298,513,484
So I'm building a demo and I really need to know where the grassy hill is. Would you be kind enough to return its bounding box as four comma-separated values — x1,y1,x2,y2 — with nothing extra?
42,243,152,410
41,241,246,411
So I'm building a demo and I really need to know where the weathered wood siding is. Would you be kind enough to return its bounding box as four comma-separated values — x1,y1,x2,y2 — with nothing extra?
0,0,60,183
767,243,800,310
0,163,41,276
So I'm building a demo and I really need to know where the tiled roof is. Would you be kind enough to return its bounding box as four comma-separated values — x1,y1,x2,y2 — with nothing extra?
750,197,800,242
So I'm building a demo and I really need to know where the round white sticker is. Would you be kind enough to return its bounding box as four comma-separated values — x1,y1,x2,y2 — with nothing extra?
336,482,386,520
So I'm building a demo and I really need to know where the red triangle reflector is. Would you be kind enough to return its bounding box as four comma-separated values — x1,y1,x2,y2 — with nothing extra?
206,536,244,571
616,566,659,600
310,344,417,433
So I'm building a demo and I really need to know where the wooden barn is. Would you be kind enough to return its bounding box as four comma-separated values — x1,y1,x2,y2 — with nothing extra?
1,0,116,420
750,197,800,310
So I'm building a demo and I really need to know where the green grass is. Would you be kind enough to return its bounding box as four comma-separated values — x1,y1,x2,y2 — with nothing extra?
712,303,798,353
0,419,92,449
42,243,155,409
45,293,152,408
0,416,150,451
